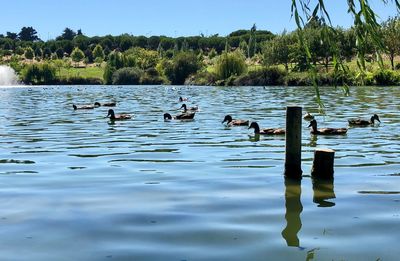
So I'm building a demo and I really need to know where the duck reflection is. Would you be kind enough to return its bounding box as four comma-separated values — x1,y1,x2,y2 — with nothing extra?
312,178,336,207
282,178,303,247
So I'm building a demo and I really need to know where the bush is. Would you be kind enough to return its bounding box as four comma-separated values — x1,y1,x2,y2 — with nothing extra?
233,67,286,86
21,63,56,84
373,70,399,85
214,51,247,80
162,52,200,85
185,71,217,86
140,68,166,85
112,67,143,85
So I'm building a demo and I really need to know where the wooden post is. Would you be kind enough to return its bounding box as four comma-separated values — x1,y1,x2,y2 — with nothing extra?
284,106,302,179
311,149,335,179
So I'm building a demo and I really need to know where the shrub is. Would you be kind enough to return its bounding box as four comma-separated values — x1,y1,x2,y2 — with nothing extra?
214,51,247,80
233,67,286,86
21,63,56,84
162,52,200,85
373,70,399,85
140,68,166,85
185,71,217,86
111,67,143,85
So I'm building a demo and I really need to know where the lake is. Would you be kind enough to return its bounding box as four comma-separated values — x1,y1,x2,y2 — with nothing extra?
0,85,399,261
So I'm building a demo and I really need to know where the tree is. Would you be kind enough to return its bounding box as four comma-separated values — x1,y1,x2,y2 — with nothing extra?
25,47,34,60
263,33,294,72
382,16,400,70
34,47,42,58
18,27,40,41
93,44,105,62
6,32,18,40
56,48,64,59
112,67,143,85
57,28,76,41
163,52,200,84
214,50,247,80
71,47,85,66
43,47,52,59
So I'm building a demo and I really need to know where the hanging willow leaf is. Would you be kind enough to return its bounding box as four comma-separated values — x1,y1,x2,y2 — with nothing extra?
291,0,399,111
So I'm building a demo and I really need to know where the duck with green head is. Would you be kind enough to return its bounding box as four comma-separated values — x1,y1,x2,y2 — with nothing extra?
248,122,285,135
222,115,249,126
308,119,347,135
107,109,132,121
348,114,380,126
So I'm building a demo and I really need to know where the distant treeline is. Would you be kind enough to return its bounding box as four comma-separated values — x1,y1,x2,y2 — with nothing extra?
1,17,400,86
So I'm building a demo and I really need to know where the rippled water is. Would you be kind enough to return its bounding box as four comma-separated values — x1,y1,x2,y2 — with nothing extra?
0,85,399,261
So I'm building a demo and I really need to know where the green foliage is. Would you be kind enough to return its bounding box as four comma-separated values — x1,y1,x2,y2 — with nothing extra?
57,28,76,41
103,64,116,84
71,47,85,64
21,63,56,84
162,52,200,85
92,44,105,61
24,47,34,60
124,47,159,70
214,50,247,80
15,46,24,55
373,69,399,85
18,26,40,41
112,67,143,85
234,67,286,86
382,16,400,70
55,48,64,59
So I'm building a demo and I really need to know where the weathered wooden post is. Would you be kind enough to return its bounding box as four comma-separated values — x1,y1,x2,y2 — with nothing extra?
284,106,302,179
311,149,335,179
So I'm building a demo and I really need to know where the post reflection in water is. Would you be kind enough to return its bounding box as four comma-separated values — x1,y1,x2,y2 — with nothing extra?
282,178,303,247
312,178,336,207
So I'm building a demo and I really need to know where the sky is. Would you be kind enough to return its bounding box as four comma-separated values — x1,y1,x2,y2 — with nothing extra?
0,0,398,39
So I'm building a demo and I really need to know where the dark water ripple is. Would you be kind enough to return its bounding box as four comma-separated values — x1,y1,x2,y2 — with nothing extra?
0,85,399,260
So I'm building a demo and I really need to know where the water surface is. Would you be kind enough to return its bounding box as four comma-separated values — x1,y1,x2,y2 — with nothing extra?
0,85,399,260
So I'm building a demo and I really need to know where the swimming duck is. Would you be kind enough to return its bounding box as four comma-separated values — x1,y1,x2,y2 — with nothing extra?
180,104,199,112
164,112,195,121
348,114,380,126
179,96,189,102
94,102,117,107
222,115,249,126
303,112,315,121
248,122,285,135
308,119,347,135
73,104,95,110
107,109,132,121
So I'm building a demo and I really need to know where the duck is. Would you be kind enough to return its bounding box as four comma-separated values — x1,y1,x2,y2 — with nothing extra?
248,122,285,135
94,102,117,107
73,104,95,110
180,103,199,112
348,114,380,126
222,115,249,126
308,119,347,135
303,112,315,121
107,109,132,121
179,96,189,102
164,112,195,121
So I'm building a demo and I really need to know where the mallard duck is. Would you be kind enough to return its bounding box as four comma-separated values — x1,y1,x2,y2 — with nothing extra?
107,109,132,121
248,122,285,135
73,104,95,110
180,104,198,112
308,119,347,135
179,96,188,102
303,112,315,121
164,112,195,121
94,102,117,107
222,115,249,126
348,114,380,126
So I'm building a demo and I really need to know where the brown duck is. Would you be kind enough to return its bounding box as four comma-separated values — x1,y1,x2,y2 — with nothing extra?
348,114,380,126
180,104,199,112
164,112,195,121
248,122,285,135
107,109,132,121
95,102,117,107
222,115,249,126
308,119,347,135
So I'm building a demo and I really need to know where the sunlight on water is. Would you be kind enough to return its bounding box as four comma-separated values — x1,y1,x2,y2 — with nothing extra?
0,85,399,260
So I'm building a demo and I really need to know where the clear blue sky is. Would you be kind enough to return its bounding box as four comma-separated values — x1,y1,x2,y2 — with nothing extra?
0,0,398,39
